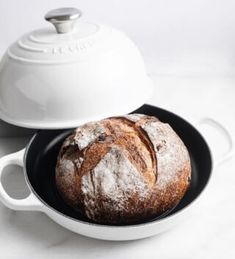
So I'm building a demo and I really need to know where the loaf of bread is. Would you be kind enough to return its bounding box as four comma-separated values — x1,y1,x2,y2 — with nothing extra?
55,114,191,224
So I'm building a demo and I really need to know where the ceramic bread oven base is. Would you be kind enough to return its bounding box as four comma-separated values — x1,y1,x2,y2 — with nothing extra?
0,105,233,240
24,105,211,225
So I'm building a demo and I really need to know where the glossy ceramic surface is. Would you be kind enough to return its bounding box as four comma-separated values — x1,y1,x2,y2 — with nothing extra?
0,8,153,129
1,105,233,240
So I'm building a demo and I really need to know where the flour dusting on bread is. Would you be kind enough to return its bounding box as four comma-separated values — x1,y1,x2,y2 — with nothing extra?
81,146,149,217
74,122,106,150
141,121,190,189
55,113,191,224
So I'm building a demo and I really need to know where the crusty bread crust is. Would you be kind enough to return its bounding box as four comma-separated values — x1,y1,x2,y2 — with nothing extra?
56,114,191,224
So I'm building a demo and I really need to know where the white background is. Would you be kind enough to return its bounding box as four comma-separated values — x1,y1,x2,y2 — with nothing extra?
0,1,235,258
1,0,235,76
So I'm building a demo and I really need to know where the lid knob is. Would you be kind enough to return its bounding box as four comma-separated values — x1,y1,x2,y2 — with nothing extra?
45,7,82,34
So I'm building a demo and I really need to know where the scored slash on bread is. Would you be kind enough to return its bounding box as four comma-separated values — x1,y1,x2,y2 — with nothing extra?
56,114,191,224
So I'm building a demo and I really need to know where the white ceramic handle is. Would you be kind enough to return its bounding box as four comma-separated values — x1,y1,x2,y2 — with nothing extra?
0,149,43,211
196,117,234,167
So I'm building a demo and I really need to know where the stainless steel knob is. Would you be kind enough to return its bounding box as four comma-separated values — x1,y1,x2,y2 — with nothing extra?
45,7,82,34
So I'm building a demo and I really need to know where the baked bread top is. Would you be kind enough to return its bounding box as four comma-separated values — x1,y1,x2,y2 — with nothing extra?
56,114,191,224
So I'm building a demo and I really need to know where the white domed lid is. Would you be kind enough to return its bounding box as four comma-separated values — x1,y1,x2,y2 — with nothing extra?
8,8,111,64
0,8,153,129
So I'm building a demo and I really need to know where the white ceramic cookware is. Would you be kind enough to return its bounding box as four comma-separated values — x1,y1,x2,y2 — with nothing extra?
0,105,233,241
0,8,232,241
0,8,153,129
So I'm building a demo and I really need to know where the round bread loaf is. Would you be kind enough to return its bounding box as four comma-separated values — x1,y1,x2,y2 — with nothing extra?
55,114,191,224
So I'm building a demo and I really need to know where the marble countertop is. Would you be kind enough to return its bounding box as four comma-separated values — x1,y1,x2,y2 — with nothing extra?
0,75,234,258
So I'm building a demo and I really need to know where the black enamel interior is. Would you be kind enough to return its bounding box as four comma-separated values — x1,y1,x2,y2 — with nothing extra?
25,104,212,226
